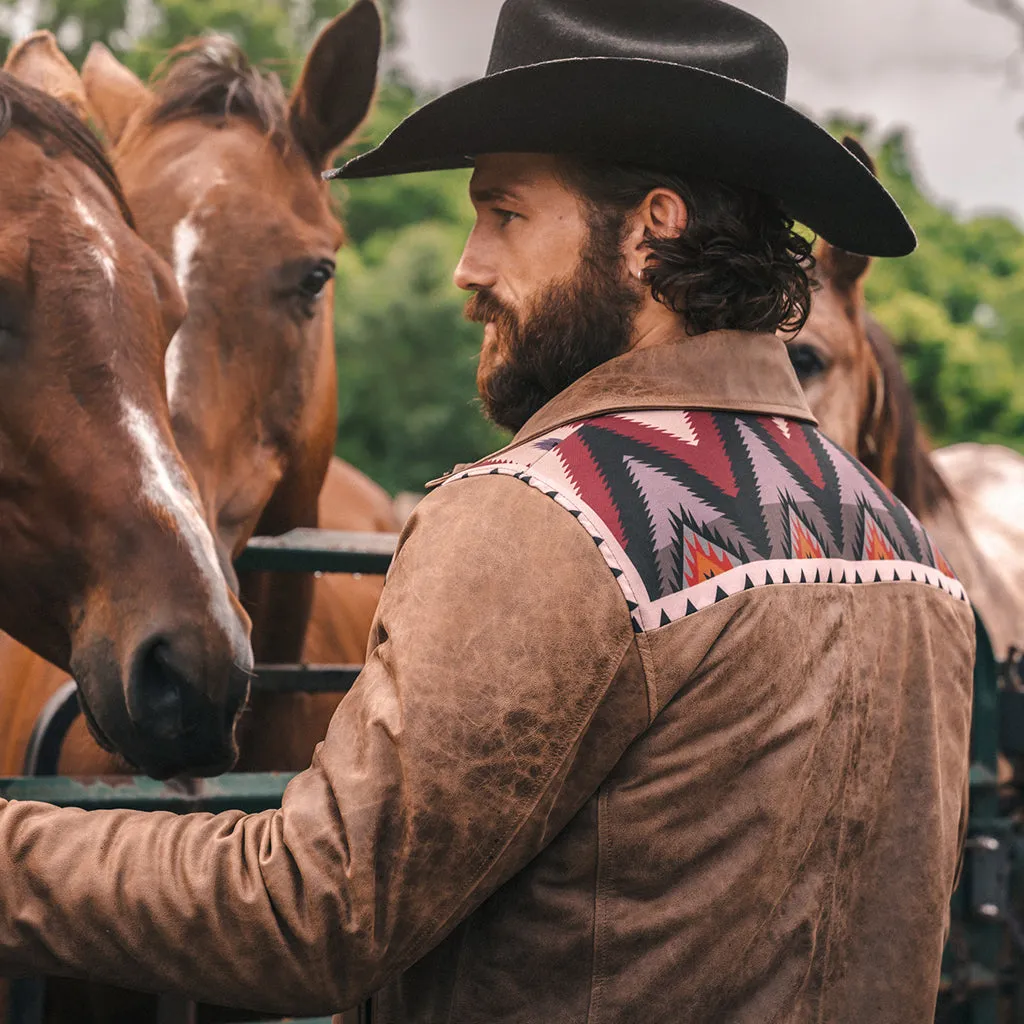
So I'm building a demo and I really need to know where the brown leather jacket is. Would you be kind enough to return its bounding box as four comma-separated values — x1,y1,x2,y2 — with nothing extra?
0,332,974,1023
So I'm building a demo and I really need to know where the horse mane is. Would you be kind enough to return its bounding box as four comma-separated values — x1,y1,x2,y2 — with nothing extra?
860,314,954,519
144,37,290,147
0,70,134,227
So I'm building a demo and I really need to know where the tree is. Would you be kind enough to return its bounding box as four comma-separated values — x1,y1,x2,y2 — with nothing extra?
0,0,402,82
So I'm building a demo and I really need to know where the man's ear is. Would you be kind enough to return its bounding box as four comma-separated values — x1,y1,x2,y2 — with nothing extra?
81,42,152,146
288,0,382,170
625,188,688,280
4,31,93,122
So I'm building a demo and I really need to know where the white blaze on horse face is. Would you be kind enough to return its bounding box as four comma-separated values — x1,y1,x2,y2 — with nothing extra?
119,396,248,651
166,214,202,411
72,196,117,288
165,173,227,412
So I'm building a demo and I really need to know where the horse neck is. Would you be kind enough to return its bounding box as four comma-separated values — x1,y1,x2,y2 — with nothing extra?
860,315,956,522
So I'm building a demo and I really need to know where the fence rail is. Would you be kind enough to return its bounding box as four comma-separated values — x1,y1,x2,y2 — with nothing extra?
0,773,297,814
235,528,397,575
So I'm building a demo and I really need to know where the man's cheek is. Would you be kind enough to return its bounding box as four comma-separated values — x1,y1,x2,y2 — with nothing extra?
477,329,504,385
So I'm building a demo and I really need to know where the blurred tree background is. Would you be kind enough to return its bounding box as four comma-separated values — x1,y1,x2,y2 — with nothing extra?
2,0,1023,492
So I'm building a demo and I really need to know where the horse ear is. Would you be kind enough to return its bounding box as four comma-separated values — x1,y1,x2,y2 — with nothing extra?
842,135,877,178
81,42,152,146
812,135,879,293
815,238,872,296
288,0,382,169
4,31,93,122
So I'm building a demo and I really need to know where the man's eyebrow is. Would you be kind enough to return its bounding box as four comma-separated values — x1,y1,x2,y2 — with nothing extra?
470,185,526,204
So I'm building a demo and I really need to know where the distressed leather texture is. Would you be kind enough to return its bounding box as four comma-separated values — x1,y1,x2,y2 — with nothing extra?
0,332,974,1023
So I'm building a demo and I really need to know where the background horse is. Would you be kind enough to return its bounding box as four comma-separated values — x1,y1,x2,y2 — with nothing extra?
80,4,400,770
787,143,1024,659
0,57,252,784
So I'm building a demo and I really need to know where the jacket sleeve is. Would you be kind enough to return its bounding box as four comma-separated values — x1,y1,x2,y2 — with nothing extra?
0,475,650,1015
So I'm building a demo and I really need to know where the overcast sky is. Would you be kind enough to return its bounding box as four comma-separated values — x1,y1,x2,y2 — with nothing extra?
395,0,1024,224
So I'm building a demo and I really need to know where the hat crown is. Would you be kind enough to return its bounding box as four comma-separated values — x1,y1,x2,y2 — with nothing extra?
486,0,789,100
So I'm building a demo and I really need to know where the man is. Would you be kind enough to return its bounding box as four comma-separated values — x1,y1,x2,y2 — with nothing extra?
0,1,973,1022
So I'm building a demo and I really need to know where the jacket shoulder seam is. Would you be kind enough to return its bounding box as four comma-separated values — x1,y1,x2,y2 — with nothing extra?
441,463,658,720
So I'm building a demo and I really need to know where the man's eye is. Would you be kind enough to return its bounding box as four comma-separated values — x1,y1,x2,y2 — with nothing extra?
494,209,520,227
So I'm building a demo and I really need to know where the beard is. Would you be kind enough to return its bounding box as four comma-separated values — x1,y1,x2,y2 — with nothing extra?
465,223,643,433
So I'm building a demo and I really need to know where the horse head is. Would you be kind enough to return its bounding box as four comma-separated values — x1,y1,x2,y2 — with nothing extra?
81,2,382,662
785,137,952,520
0,35,253,779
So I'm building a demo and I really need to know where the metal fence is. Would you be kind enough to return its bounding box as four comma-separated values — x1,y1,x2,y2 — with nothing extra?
0,534,1021,1023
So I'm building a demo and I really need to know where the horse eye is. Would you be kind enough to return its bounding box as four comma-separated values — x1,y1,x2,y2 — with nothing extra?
0,298,24,359
787,343,827,383
298,262,335,300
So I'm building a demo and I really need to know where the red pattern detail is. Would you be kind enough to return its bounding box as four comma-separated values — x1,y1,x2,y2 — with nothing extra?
555,430,629,548
683,532,737,587
790,515,825,560
764,418,826,490
600,412,740,498
862,516,898,562
934,546,955,579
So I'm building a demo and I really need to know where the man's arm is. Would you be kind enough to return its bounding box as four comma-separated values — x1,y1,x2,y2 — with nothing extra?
0,475,649,1015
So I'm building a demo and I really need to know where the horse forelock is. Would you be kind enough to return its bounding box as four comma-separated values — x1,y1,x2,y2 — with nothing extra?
142,36,290,148
862,315,953,519
0,70,134,228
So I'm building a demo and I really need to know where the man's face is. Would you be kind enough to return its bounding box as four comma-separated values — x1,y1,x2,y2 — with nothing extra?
455,153,642,432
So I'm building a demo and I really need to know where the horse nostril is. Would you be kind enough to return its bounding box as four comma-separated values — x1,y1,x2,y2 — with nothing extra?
126,637,187,742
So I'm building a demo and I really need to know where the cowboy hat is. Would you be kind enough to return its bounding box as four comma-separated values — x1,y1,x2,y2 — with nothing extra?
329,0,915,258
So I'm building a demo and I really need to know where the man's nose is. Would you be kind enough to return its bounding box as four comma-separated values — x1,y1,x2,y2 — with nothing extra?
453,230,496,292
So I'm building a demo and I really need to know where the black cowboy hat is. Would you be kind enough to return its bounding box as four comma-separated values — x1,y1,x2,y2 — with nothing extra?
329,0,915,258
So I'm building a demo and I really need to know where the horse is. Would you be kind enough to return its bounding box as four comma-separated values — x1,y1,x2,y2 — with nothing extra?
0,18,394,1024
0,52,254,787
0,5,397,794
787,149,1024,661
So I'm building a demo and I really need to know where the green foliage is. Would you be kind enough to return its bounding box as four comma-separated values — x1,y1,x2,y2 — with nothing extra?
0,0,401,82
122,0,299,83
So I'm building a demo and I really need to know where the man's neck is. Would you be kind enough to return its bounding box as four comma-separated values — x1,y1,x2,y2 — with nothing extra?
629,302,689,352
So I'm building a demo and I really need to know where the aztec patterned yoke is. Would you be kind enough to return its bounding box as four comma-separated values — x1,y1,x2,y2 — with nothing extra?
443,409,965,634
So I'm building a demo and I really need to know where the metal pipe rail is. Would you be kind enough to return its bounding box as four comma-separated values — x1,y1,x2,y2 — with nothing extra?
0,773,298,813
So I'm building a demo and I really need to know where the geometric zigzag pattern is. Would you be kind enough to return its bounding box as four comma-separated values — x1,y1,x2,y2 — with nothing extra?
443,409,967,633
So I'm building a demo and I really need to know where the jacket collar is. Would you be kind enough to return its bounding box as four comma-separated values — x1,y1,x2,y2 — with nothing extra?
430,330,815,486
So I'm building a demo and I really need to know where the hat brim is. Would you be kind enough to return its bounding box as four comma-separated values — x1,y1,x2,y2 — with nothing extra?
331,58,915,258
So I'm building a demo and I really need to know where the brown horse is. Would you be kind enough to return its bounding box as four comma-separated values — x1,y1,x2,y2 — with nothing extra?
81,7,400,770
0,6,397,791
0,48,253,784
788,171,1024,660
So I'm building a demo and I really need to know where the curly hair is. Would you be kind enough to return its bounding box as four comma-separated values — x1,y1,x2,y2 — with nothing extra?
558,158,815,336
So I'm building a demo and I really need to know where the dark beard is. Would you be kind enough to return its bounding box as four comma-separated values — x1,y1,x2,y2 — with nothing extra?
465,224,642,433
